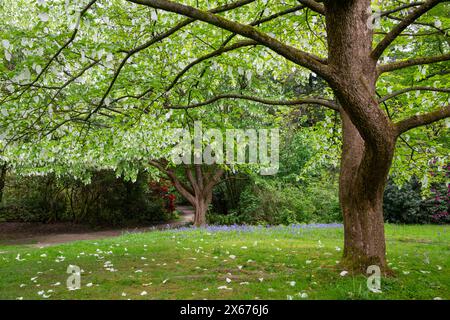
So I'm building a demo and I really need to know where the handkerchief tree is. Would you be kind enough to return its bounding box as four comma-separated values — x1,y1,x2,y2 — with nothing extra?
1,0,449,273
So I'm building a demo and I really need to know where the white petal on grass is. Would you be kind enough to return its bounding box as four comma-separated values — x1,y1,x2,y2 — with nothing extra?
299,292,308,299
86,283,93,287
226,278,232,283
217,286,232,290
340,271,348,277
16,254,25,261
229,255,236,260
289,281,296,287
140,291,148,296
369,288,382,293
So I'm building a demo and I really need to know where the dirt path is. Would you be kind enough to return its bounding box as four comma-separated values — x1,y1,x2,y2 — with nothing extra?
0,206,194,247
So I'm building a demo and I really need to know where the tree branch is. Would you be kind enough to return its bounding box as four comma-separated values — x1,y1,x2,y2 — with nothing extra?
378,53,450,74
297,0,325,15
379,86,450,103
380,2,425,17
164,93,340,111
149,160,196,203
204,168,225,194
127,0,329,78
85,0,257,120
395,104,450,135
166,40,258,92
372,0,444,60
165,5,312,93
12,0,97,101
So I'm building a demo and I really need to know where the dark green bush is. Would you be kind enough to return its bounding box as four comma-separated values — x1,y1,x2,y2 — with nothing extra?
383,176,450,224
0,170,169,226
0,174,66,222
209,176,341,225
382,177,428,224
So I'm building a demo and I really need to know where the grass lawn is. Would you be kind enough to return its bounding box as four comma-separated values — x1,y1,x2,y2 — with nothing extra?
0,224,448,300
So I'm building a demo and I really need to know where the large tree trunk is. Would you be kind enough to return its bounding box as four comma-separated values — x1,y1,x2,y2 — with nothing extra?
149,161,223,228
192,193,212,227
339,111,395,273
324,1,397,274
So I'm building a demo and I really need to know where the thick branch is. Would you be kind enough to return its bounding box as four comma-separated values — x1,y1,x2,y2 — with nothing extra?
372,0,444,59
204,168,225,194
165,94,340,111
127,0,329,78
167,5,311,92
149,160,195,203
379,86,450,103
297,0,325,15
395,104,450,134
105,5,309,105
378,53,450,74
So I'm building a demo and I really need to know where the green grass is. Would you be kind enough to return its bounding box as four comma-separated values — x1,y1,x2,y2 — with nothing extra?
0,224,448,300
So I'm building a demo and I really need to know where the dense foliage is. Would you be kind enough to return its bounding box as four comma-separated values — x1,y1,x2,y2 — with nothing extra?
0,170,174,226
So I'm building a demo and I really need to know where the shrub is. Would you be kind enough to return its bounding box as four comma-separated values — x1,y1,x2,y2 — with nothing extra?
0,174,66,222
0,170,170,226
209,175,341,225
383,177,427,224
383,173,450,224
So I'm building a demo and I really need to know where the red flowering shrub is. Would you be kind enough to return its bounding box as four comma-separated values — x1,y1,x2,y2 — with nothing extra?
149,180,177,214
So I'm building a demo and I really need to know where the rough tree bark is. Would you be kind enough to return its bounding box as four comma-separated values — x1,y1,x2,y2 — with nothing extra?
149,161,224,226
324,0,398,273
339,111,395,272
